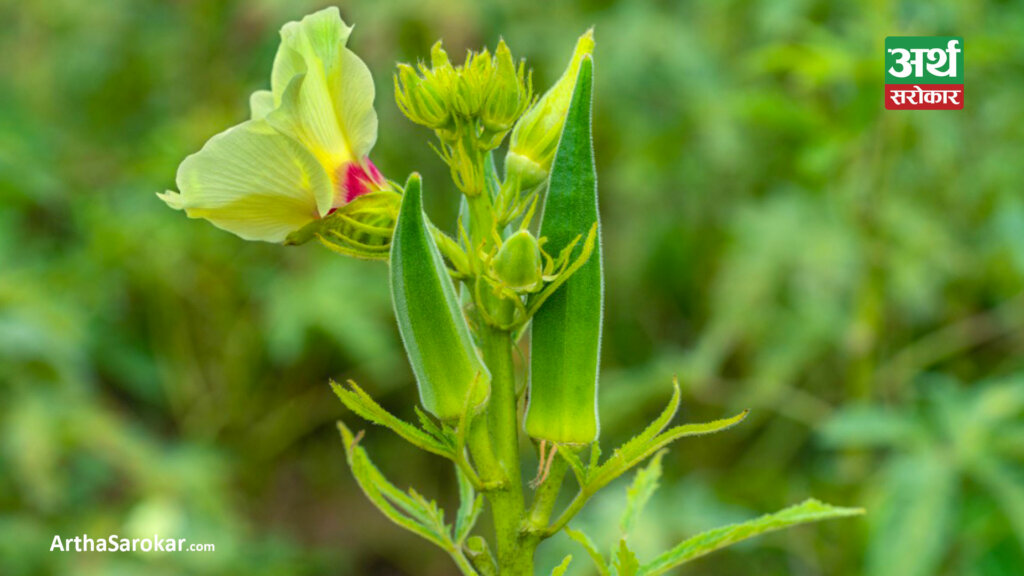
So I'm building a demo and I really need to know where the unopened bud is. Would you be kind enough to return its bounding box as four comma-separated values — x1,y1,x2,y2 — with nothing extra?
493,230,543,292
481,40,531,141
451,48,493,118
395,63,451,130
506,29,594,189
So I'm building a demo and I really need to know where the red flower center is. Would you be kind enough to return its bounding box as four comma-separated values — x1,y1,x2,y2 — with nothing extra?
338,159,385,205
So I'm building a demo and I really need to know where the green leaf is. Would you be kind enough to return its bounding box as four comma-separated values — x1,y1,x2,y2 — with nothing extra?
818,404,922,449
330,380,456,459
588,381,747,493
547,382,747,537
620,450,665,536
614,539,641,576
640,499,864,576
866,452,956,576
972,456,1024,550
336,420,456,551
416,406,449,441
391,174,492,420
551,555,574,576
454,467,483,544
526,55,604,445
565,527,611,576
560,448,588,487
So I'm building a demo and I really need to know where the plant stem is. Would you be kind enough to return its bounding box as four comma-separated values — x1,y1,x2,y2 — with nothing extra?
462,154,534,574
451,548,481,576
471,323,528,574
520,455,569,559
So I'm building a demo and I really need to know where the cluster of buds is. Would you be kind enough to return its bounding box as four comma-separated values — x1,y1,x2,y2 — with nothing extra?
395,41,532,196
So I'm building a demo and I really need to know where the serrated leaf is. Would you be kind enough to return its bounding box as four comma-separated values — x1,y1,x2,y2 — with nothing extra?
640,499,864,576
526,55,604,445
614,539,641,576
391,173,492,420
588,381,747,493
416,405,449,442
454,466,483,544
337,420,456,551
588,442,603,472
621,450,665,535
560,448,588,487
551,555,574,576
331,380,457,459
565,527,611,576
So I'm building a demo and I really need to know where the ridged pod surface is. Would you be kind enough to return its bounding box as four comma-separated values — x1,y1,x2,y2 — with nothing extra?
525,57,603,445
390,174,491,420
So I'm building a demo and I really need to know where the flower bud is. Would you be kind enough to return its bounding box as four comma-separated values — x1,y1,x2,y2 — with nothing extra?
506,29,594,190
395,63,451,131
481,40,531,142
430,41,452,70
452,48,493,118
493,230,543,292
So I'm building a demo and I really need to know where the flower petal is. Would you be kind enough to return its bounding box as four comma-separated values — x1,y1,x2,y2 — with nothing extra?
165,120,332,243
266,7,377,167
249,90,275,120
332,47,378,159
267,73,347,172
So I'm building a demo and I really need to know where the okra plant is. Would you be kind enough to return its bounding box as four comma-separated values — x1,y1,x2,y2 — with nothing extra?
161,8,861,575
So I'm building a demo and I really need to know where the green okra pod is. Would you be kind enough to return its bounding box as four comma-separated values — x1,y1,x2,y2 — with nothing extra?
525,56,603,445
391,174,491,420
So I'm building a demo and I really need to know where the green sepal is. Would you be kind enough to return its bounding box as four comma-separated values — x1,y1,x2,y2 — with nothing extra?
391,174,492,420
526,55,603,445
285,190,401,260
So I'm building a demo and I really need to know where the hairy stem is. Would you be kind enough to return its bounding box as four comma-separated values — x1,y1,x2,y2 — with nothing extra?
451,548,481,576
472,324,528,574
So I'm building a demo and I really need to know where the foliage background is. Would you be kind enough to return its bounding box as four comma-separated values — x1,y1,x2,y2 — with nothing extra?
3,0,1024,574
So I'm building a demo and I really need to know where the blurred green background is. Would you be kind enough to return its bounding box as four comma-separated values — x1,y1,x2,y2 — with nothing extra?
3,0,1024,574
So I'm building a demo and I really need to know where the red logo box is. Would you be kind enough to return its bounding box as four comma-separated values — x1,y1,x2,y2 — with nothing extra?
885,84,963,110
